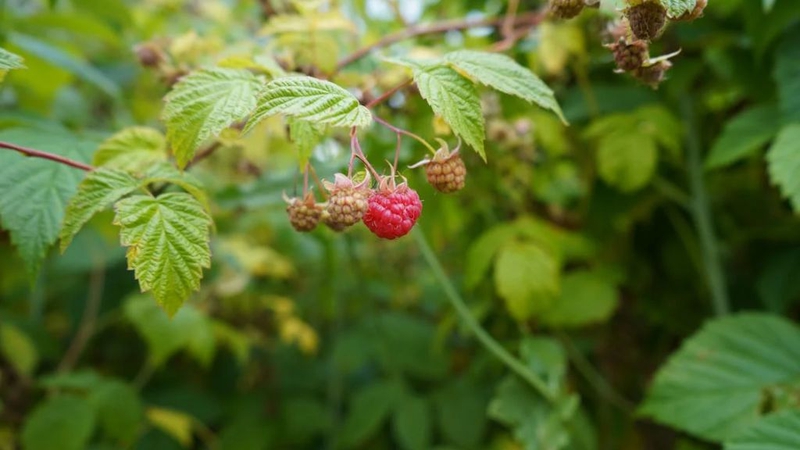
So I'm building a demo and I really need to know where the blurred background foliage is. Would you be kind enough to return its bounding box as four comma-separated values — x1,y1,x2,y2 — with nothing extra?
0,0,799,449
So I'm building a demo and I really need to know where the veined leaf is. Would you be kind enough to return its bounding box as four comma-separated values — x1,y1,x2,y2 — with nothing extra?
163,68,261,169
705,105,780,169
444,50,566,123
59,168,140,252
93,126,167,171
245,76,371,132
774,29,800,122
639,313,800,442
661,0,697,18
0,128,94,276
140,163,210,212
408,63,485,160
766,124,800,212
288,118,323,169
725,410,800,450
113,193,212,315
0,46,25,82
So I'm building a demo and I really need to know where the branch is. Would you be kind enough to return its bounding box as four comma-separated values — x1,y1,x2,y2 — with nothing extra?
334,11,545,74
0,141,94,171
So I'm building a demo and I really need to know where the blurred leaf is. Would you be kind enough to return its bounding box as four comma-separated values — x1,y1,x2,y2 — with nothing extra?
494,242,560,321
639,313,800,442
246,76,371,134
724,410,800,450
88,380,143,444
705,105,780,169
0,47,25,82
139,163,210,212
540,269,620,328
22,396,96,450
39,370,102,391
662,0,698,18
597,130,658,192
21,12,121,48
757,248,800,313
93,127,167,172
212,321,251,365
520,337,567,394
288,119,323,169
766,124,800,212
114,194,212,315
373,312,448,379
163,68,261,168
435,381,489,448
8,32,119,99
217,413,272,450
59,168,140,252
340,379,403,447
0,128,94,276
146,407,194,448
392,395,432,450
763,0,777,12
444,50,566,123
774,28,800,122
465,223,517,289
260,12,356,34
283,397,330,442
0,322,38,376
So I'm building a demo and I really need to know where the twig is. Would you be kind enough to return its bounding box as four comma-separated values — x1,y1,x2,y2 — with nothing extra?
365,78,412,109
502,0,521,39
57,264,105,373
374,116,437,154
0,141,94,171
334,11,545,74
185,141,222,169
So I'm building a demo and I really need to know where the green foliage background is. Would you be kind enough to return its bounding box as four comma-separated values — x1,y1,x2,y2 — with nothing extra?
1,0,799,449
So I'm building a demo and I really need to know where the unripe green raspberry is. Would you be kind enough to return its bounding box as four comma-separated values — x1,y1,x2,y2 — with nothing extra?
322,173,371,232
285,193,324,232
425,154,466,193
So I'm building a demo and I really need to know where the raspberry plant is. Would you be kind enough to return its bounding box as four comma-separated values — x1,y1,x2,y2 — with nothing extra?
1,1,800,449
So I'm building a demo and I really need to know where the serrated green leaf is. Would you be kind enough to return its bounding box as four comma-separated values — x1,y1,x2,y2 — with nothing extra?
639,313,800,442
0,129,94,276
246,76,371,132
59,168,140,252
163,68,261,169
494,242,560,321
705,105,781,169
341,380,403,447
22,395,96,450
774,29,800,123
93,126,167,171
540,269,620,328
0,46,25,82
724,410,800,450
393,395,432,450
661,0,697,18
288,118,323,169
113,193,212,315
766,124,800,212
408,64,486,159
140,163,210,212
597,131,658,192
444,50,566,124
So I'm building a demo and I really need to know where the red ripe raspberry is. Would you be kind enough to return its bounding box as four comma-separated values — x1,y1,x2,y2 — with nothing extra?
322,173,371,232
284,192,324,232
625,0,667,41
548,0,585,19
362,178,422,240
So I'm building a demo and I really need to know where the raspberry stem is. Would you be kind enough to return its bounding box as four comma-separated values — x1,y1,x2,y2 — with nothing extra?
349,129,382,181
374,116,437,154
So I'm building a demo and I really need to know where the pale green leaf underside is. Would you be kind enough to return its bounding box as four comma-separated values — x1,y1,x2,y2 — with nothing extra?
93,126,167,171
114,193,212,316
0,129,94,276
661,0,697,18
163,68,261,168
59,168,140,252
724,411,800,450
494,242,560,321
705,105,780,169
411,64,485,160
246,75,372,133
444,50,566,124
288,118,324,169
639,313,800,442
767,124,800,212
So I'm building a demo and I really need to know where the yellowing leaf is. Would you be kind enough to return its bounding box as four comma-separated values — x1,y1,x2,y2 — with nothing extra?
0,323,39,376
0,46,25,82
113,193,212,315
494,242,560,321
93,126,167,171
146,407,194,447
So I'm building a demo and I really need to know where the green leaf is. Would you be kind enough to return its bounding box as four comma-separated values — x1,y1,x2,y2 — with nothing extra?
341,380,403,447
113,193,212,315
540,269,620,328
444,50,566,123
774,29,800,123
392,395,432,450
763,0,777,13
93,126,167,171
406,63,486,159
139,163,210,212
22,396,96,450
494,242,560,321
766,124,800,212
88,380,143,444
724,410,800,450
705,105,781,169
597,130,658,192
0,323,39,376
464,223,517,289
0,46,25,82
246,76,371,133
434,382,488,448
59,168,140,252
288,118,323,169
163,68,261,169
0,128,94,276
146,407,194,447
661,0,697,18
639,313,800,442
8,32,120,99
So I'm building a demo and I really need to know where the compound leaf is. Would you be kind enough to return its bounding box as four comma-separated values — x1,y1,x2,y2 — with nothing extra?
724,410,800,450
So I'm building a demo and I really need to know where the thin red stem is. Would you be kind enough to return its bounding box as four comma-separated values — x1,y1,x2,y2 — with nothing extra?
350,129,382,181
374,116,436,154
365,79,412,109
0,141,94,171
